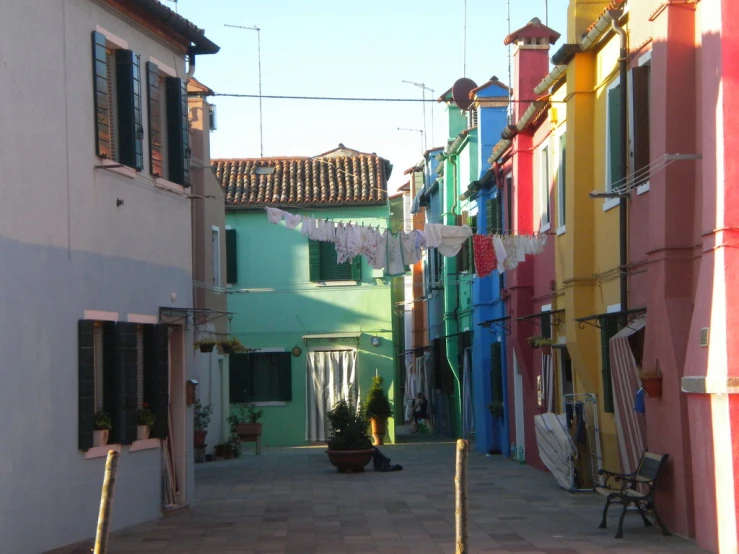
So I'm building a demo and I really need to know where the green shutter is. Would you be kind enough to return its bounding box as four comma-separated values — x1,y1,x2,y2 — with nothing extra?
490,342,503,404
487,197,501,234
350,256,361,282
146,62,163,177
113,322,138,445
229,353,250,403
115,50,143,171
78,320,95,451
152,324,169,439
91,32,112,159
308,240,321,282
608,84,624,189
600,317,619,413
559,133,567,226
166,77,191,186
278,353,292,401
226,229,238,284
318,241,352,281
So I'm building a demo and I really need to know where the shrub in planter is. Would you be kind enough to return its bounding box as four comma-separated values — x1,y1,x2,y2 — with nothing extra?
326,399,374,473
194,400,213,448
137,403,156,440
364,376,393,446
194,339,217,353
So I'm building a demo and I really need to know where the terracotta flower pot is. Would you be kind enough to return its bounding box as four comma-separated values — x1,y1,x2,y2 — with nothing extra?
641,377,662,398
137,425,150,441
540,345,552,356
236,423,262,440
326,448,375,473
194,430,207,448
198,343,215,353
93,429,109,447
370,418,387,446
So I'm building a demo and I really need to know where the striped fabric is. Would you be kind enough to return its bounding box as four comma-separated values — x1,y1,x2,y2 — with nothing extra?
543,354,554,413
305,350,358,442
608,316,647,474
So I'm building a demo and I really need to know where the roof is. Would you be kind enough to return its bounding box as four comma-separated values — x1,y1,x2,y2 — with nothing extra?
114,0,219,55
470,76,510,97
187,78,214,96
585,0,626,35
213,146,392,207
398,182,411,192
503,17,561,46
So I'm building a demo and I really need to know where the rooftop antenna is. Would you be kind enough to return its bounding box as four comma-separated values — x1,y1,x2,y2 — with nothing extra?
224,24,264,157
160,0,178,12
463,0,468,77
545,0,549,26
402,80,434,150
398,127,425,154
507,0,513,124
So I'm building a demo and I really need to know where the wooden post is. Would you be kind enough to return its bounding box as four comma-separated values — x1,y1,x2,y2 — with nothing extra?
94,450,120,554
455,439,469,554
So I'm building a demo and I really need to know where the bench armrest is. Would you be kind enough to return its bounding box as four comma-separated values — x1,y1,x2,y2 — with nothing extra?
598,469,635,490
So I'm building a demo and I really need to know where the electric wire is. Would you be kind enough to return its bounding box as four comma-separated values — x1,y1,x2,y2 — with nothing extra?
212,92,563,103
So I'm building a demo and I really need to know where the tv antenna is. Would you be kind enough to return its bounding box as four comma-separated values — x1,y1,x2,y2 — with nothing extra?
402,80,435,150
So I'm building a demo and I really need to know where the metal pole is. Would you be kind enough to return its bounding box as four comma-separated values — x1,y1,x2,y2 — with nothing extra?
93,450,120,554
455,439,468,554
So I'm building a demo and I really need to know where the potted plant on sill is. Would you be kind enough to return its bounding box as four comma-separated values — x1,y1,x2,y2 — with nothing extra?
364,375,393,446
137,403,156,440
218,337,249,355
537,337,553,356
488,401,505,419
229,402,264,441
194,339,217,353
325,399,374,473
639,362,663,398
194,400,213,448
93,410,112,447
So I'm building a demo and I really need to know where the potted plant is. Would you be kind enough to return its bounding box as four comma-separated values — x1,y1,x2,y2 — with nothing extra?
229,402,264,441
194,400,213,448
218,337,249,354
93,410,112,446
364,375,393,446
214,441,234,460
325,399,374,473
527,336,543,349
488,401,505,419
137,403,156,440
639,362,663,398
537,337,553,356
194,339,217,353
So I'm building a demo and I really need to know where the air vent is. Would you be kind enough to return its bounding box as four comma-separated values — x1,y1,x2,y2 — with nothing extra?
700,327,709,347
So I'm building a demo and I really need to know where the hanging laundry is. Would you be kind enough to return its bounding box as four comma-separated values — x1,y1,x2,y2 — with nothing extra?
386,231,405,276
425,223,473,256
515,235,528,263
370,229,387,270
472,234,496,278
502,235,519,271
284,212,303,230
266,207,284,224
400,230,423,265
493,235,507,274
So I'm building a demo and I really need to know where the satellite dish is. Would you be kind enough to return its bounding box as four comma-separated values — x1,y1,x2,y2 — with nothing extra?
451,77,478,110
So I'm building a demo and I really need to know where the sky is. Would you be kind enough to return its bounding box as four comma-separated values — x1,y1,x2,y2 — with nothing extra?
173,0,569,191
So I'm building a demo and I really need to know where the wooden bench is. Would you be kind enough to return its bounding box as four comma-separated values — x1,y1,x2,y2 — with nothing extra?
596,451,671,539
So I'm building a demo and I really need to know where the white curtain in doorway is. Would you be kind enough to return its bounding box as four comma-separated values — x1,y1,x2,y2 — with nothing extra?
305,350,358,442
462,348,474,438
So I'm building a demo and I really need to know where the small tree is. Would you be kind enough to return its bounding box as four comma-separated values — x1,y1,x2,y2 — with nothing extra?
364,376,393,421
327,399,372,451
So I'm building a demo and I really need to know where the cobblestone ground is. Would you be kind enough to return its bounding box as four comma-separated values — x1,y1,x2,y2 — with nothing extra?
49,431,706,554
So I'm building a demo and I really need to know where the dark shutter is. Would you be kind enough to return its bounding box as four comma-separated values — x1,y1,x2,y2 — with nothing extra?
608,84,624,188
541,312,552,339
559,133,567,225
350,256,361,281
142,324,156,409
278,352,292,401
152,324,169,438
146,62,163,177
308,240,321,282
229,353,250,403
226,228,238,284
115,50,143,171
91,32,112,159
78,320,95,451
490,342,503,403
487,197,501,234
632,65,651,177
114,322,138,445
166,77,191,186
600,317,619,413
318,241,352,281
102,321,116,440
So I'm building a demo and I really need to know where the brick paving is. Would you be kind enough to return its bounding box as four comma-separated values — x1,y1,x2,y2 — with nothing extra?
48,429,706,554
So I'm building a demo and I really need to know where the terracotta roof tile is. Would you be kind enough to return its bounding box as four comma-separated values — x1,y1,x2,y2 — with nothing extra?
213,150,390,207
585,0,627,35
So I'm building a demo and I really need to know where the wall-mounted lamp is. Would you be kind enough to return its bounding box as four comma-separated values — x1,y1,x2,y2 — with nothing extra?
371,337,381,347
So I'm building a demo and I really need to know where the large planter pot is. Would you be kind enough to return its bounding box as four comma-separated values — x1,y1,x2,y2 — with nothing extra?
236,423,262,440
370,418,387,446
540,345,552,356
194,430,207,448
93,429,109,447
326,448,375,473
198,343,215,353
137,425,150,441
641,377,662,398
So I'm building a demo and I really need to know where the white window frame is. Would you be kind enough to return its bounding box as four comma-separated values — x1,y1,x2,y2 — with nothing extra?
604,77,622,212
212,226,221,288
539,145,551,232
556,130,566,235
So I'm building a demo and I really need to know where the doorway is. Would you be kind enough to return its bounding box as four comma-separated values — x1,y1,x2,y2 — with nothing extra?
305,349,358,442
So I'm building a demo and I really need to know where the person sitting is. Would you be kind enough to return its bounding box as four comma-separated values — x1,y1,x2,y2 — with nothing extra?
411,392,429,433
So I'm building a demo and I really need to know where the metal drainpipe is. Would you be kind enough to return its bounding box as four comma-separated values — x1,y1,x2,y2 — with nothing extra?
444,154,463,437
611,12,629,322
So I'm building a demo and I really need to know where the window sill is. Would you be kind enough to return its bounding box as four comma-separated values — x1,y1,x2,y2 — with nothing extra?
252,401,287,407
313,281,360,287
129,438,161,452
603,197,620,212
636,182,650,195
540,222,551,233
96,159,137,179
155,177,186,195
85,444,122,459
556,225,566,236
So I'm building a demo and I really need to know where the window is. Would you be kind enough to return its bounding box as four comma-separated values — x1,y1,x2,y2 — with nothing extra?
600,317,619,413
78,320,169,450
486,195,502,234
308,240,361,282
229,352,292,403
557,133,567,230
490,342,503,407
632,60,651,191
606,79,624,192
540,146,550,230
91,32,143,170
469,108,478,128
226,228,238,285
212,226,221,287
457,212,475,274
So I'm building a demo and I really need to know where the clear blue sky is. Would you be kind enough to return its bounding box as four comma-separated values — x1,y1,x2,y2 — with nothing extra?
174,0,569,190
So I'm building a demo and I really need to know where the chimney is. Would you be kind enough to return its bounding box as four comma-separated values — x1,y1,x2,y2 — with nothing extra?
567,0,615,43
504,17,561,122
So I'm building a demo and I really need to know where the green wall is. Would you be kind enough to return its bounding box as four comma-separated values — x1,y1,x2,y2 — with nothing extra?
225,206,397,446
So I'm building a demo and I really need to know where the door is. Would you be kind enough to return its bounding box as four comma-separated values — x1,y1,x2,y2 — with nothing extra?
513,350,525,458
305,350,358,441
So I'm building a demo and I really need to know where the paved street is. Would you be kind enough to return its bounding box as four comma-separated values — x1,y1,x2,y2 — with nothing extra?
49,430,706,554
